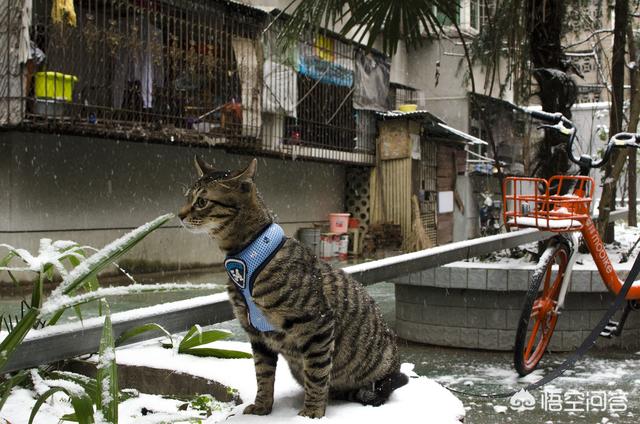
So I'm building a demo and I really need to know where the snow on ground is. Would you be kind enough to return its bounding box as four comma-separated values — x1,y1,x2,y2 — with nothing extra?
1,387,228,424
114,340,465,423
0,340,465,423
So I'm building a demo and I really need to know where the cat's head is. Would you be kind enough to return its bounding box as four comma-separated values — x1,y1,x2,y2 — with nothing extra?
178,156,263,236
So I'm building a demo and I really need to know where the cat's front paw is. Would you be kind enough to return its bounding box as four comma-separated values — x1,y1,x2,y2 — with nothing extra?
298,406,326,419
243,403,272,415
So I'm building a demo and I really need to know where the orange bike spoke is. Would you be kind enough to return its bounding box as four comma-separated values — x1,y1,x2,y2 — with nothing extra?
525,319,542,359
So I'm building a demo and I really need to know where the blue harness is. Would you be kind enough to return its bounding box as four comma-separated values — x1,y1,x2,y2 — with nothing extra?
224,223,286,332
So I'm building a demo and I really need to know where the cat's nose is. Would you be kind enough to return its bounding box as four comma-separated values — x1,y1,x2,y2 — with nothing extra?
178,206,190,220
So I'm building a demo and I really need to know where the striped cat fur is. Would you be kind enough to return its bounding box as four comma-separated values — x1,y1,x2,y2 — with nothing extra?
178,157,408,418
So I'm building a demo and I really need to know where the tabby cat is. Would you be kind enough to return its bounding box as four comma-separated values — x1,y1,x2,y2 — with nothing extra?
178,157,408,418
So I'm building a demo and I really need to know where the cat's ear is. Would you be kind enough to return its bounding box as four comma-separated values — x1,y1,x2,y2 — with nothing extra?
235,158,257,182
194,155,214,177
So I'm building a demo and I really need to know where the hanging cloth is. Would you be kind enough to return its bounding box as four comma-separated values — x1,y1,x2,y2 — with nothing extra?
51,0,76,27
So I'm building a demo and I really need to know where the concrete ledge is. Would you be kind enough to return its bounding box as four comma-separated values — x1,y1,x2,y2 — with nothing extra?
67,360,243,404
394,279,640,352
391,262,614,293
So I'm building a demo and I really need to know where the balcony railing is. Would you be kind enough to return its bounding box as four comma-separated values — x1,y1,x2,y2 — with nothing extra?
0,0,377,165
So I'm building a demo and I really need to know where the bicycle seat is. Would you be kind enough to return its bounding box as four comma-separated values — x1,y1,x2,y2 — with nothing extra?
507,216,583,230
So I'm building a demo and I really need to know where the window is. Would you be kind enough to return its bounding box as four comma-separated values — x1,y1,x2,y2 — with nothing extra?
470,0,494,31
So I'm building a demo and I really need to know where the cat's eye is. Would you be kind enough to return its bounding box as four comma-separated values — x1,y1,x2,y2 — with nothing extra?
194,198,209,209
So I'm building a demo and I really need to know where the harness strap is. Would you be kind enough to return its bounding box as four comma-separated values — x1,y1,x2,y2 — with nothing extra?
224,223,286,332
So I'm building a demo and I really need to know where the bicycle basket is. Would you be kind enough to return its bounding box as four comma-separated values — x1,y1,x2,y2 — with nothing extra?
502,175,594,232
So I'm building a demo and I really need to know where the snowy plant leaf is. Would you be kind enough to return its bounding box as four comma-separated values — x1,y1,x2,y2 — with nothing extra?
0,370,28,409
0,214,173,373
180,347,252,359
28,387,94,424
179,328,232,351
48,370,99,404
0,251,19,286
49,213,174,299
43,262,55,281
39,283,217,317
115,322,174,347
96,301,118,423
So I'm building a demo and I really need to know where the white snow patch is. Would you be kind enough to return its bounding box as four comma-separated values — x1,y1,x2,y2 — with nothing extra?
28,369,86,397
41,378,87,397
1,387,73,423
493,405,508,413
462,221,640,271
107,341,465,423
3,342,465,423
39,282,219,316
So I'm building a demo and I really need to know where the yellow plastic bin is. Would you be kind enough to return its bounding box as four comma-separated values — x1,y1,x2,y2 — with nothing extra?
34,72,78,101
398,104,418,112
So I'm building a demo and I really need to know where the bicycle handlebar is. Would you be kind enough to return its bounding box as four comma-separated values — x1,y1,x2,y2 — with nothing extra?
528,110,564,124
526,109,640,170
610,132,640,147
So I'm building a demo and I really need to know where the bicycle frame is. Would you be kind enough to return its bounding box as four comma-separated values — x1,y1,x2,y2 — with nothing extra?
579,216,640,299
555,232,580,311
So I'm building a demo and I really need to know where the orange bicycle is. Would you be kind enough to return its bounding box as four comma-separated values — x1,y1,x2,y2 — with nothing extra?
503,110,640,376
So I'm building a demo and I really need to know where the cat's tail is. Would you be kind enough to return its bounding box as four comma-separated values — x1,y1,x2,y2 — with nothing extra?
378,371,409,396
332,372,409,407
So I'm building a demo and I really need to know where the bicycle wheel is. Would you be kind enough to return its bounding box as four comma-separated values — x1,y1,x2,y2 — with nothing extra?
514,241,570,376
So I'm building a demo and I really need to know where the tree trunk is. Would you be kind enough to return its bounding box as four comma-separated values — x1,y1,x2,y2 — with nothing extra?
628,25,639,226
527,0,574,180
597,0,629,240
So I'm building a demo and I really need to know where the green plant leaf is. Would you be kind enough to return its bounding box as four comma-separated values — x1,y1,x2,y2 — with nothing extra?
96,301,118,423
181,325,200,345
179,328,232,351
6,270,19,286
43,263,55,281
0,251,16,268
30,273,44,309
96,307,118,422
181,347,252,359
115,323,174,347
28,387,94,424
0,308,39,372
73,305,84,324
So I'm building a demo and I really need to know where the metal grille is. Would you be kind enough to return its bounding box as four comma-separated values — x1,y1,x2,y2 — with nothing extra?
0,0,376,165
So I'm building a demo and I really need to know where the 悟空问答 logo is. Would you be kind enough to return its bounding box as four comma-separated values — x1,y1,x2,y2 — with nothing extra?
510,389,536,412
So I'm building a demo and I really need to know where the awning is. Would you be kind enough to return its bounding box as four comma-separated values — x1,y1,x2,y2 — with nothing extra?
376,110,489,145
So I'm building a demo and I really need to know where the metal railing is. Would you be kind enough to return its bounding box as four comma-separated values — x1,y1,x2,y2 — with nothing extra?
2,209,627,373
0,0,376,165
